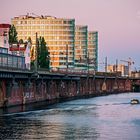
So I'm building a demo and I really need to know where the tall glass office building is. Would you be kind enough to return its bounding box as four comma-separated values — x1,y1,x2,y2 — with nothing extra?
12,14,75,69
75,25,88,70
11,14,98,71
88,31,98,71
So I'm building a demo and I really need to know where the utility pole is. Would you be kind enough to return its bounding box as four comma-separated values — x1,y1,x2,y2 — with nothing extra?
34,32,38,73
116,59,118,72
86,52,89,74
93,58,96,72
53,53,54,68
66,44,68,73
105,56,107,72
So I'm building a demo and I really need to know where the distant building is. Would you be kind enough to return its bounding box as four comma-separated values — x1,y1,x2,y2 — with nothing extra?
107,64,129,76
131,71,140,78
9,43,31,69
0,46,25,69
0,24,10,50
88,31,98,71
0,23,28,69
75,25,88,70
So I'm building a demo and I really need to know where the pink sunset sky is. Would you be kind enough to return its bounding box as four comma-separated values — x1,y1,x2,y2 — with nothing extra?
1,0,140,70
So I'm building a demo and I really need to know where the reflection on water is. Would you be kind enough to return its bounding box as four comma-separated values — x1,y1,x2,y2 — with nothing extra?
1,93,140,139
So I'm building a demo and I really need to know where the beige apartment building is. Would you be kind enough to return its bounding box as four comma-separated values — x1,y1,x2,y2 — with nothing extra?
107,64,129,76
11,14,75,69
11,14,98,71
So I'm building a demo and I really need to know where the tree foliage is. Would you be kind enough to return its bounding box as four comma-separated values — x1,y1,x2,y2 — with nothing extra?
28,37,32,44
19,39,24,44
9,25,18,44
37,37,50,69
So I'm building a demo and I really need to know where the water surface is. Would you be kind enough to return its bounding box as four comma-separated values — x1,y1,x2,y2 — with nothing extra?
0,92,140,140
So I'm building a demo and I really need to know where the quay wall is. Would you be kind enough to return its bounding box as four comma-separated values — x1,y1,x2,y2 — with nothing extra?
0,70,132,108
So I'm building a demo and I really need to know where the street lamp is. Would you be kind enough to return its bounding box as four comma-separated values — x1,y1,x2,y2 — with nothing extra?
91,58,96,72
105,56,107,72
51,52,54,69
66,44,68,73
87,52,89,75
46,55,50,70
33,32,39,76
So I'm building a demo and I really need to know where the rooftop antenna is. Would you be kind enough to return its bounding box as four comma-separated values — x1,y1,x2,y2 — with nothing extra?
31,13,40,17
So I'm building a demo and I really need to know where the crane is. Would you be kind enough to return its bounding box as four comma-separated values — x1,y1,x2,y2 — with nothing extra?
120,58,134,77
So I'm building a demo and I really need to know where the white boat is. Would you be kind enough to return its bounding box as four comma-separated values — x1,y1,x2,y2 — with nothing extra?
131,99,139,104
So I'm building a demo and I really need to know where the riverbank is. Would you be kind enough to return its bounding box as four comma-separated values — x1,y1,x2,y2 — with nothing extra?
0,91,128,115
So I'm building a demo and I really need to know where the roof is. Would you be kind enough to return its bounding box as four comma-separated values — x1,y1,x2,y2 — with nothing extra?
9,44,26,51
0,24,10,28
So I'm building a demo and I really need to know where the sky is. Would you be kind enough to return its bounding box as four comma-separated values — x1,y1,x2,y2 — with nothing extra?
0,0,140,71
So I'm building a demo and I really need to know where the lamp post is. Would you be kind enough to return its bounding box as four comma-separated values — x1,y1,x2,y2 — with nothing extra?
46,55,50,71
87,52,89,75
30,32,39,78
92,58,96,73
53,52,54,68
66,44,68,73
115,59,118,72
34,32,38,73
105,56,107,72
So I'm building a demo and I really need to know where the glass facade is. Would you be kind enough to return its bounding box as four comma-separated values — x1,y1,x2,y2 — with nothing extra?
0,53,25,69
88,31,98,71
75,25,88,70
0,47,8,54
12,16,75,69
11,15,98,71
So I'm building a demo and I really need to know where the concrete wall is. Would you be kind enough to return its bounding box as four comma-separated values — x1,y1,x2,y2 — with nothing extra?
0,76,132,108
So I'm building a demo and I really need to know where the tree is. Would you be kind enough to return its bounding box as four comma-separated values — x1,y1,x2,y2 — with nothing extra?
19,39,24,44
9,25,18,44
28,37,32,44
38,37,50,69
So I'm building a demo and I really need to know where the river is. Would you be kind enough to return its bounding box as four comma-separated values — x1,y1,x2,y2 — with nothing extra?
0,92,140,140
